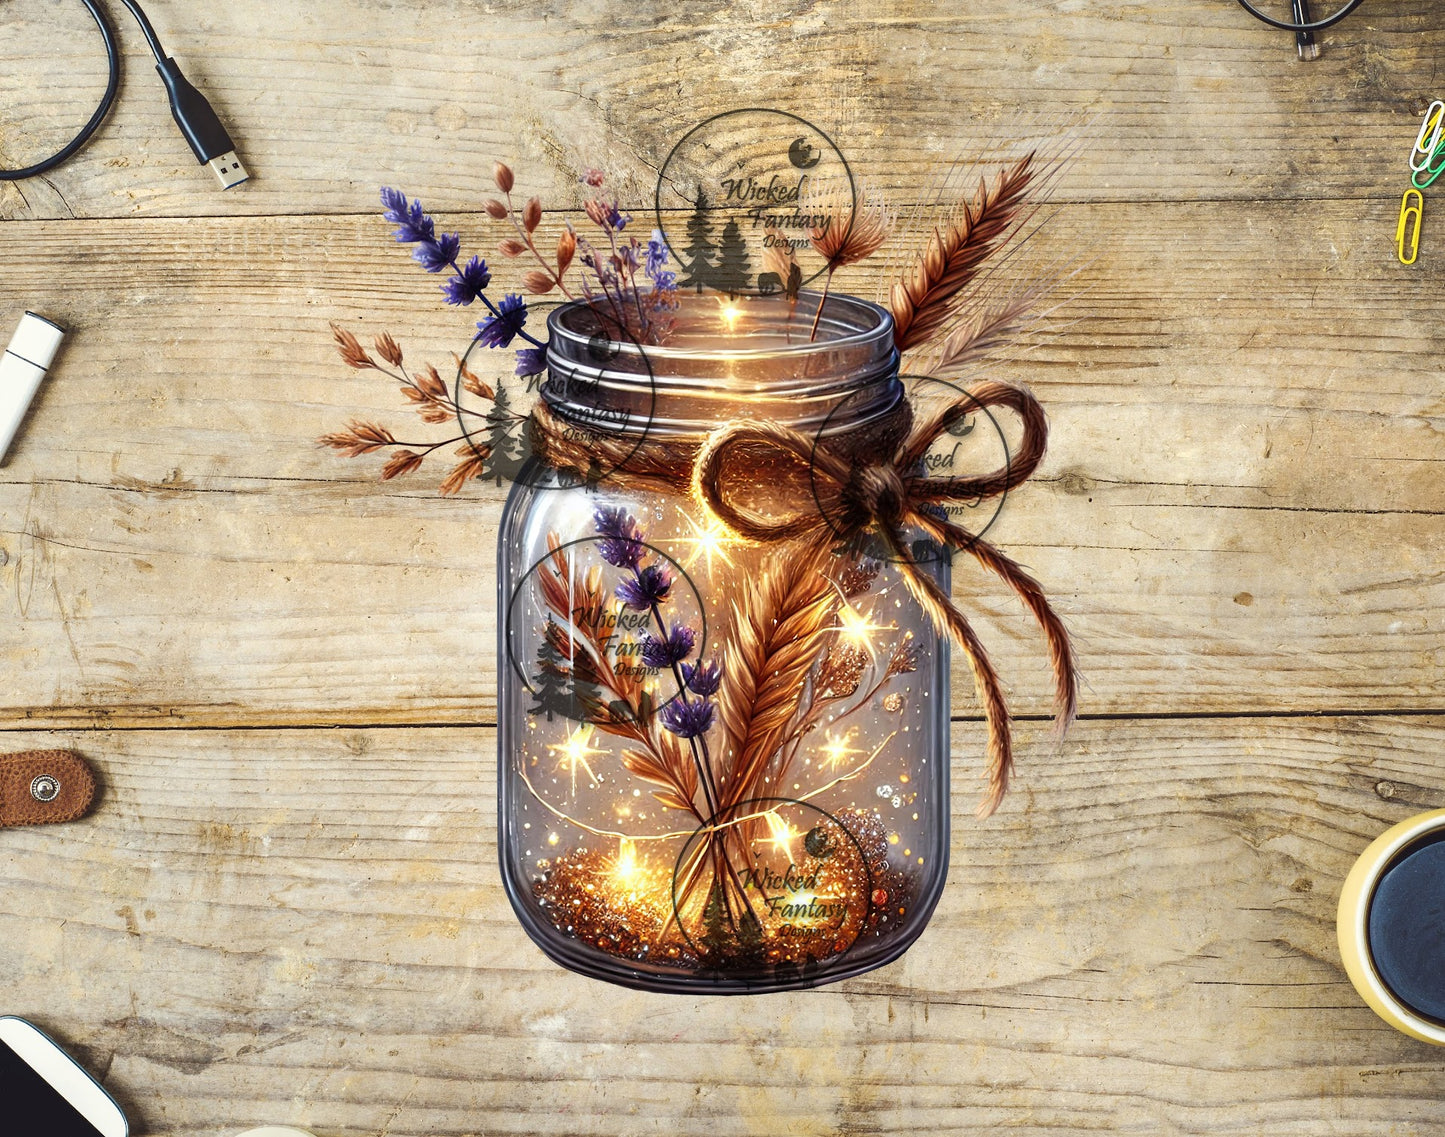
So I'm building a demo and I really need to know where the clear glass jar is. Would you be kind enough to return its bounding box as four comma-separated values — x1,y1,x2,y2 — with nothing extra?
497,290,951,992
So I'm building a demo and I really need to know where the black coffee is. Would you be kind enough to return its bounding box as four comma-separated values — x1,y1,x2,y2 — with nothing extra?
1368,831,1445,1025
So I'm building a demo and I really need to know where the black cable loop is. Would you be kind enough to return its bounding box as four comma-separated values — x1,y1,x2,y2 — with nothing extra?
0,0,168,182
1235,0,1365,32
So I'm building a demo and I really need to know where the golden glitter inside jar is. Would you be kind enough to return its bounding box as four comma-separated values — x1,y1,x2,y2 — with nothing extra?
497,290,951,993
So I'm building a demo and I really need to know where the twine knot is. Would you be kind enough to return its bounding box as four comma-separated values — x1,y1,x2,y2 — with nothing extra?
841,465,908,533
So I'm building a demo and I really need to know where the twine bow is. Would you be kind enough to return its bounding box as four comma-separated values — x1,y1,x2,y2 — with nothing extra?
530,380,1078,816
693,380,1078,816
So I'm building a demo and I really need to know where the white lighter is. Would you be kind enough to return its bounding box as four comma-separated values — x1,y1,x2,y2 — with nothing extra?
0,312,65,465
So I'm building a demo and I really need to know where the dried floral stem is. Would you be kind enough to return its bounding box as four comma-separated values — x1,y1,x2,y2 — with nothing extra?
538,533,757,933
715,544,839,808
504,189,576,299
807,188,892,342
806,269,835,342
537,536,701,816
888,153,1037,354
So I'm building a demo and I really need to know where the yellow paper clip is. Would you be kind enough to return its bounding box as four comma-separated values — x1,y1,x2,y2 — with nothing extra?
1397,189,1424,265
1411,101,1445,173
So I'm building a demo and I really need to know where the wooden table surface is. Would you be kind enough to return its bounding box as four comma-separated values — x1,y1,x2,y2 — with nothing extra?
2,1,1443,1134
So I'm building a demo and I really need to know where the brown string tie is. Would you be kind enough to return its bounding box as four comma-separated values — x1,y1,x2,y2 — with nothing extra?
693,380,1078,817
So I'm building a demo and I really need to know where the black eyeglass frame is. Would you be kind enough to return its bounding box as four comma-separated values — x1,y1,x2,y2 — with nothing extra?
1235,0,1364,32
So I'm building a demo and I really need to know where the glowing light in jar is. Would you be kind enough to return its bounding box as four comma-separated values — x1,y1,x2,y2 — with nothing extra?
717,299,744,334
819,729,867,772
835,602,893,657
760,810,799,858
610,838,642,888
546,724,607,796
674,511,741,576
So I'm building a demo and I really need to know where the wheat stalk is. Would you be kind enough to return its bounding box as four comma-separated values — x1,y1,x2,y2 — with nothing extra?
714,544,838,808
888,153,1037,354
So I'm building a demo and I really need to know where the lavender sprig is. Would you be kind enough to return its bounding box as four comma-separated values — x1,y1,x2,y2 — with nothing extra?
681,658,722,696
379,186,545,351
617,563,673,610
641,624,696,669
660,699,715,739
592,507,717,749
595,506,646,569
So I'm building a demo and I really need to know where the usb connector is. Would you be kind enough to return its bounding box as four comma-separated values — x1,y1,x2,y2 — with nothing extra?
207,152,248,190
155,56,248,189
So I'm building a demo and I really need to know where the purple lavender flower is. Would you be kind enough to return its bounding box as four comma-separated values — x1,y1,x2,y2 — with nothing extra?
442,255,491,305
660,697,715,739
381,187,434,244
650,269,677,294
514,346,546,377
413,231,461,273
645,231,669,276
476,294,528,349
642,624,695,669
594,506,645,569
617,564,673,610
607,204,631,232
681,658,722,696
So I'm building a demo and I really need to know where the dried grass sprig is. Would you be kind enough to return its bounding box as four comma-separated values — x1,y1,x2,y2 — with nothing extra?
715,544,838,807
317,420,394,457
888,153,1037,354
807,185,893,341
536,534,702,818
321,323,511,494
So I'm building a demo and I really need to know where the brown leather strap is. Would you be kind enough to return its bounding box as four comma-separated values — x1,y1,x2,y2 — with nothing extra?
0,751,96,827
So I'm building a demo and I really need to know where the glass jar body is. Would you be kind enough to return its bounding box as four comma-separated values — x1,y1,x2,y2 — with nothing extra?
498,469,952,993
496,291,953,993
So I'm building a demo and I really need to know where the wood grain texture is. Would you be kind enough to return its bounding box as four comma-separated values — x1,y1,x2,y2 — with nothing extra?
0,717,1441,1137
0,201,1440,725
3,0,1444,1132
0,1,1441,220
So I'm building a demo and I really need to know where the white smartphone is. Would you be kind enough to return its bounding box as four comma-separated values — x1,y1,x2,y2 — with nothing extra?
0,1016,128,1137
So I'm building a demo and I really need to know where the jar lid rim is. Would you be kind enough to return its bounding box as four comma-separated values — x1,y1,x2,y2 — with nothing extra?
546,290,894,364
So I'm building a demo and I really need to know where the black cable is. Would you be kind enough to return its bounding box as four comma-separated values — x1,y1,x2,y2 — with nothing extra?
116,0,166,61
1235,0,1365,32
0,0,247,188
0,0,119,181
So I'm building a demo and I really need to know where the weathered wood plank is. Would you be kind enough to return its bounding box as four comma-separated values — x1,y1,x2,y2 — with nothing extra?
0,201,1440,725
0,0,1439,221
0,716,1440,1135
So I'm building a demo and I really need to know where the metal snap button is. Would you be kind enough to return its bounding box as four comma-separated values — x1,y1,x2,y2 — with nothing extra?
30,774,60,802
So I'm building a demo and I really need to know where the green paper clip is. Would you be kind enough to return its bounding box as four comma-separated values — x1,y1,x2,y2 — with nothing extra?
1411,102,1445,172
1397,189,1424,265
1412,138,1445,190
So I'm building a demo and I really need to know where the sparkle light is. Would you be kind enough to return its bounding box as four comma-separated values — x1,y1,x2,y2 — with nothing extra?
546,724,607,796
673,511,741,577
835,602,893,657
819,729,866,772
760,810,798,858
717,299,744,333
608,838,650,896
